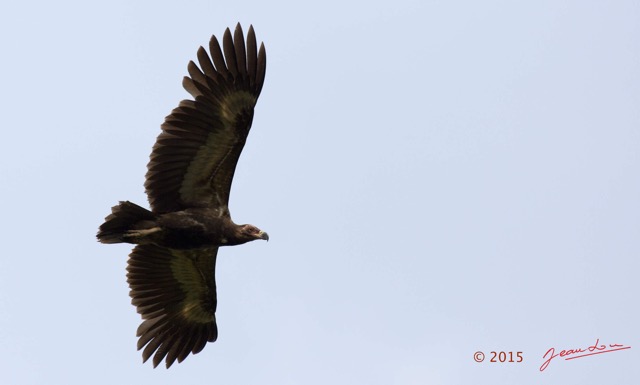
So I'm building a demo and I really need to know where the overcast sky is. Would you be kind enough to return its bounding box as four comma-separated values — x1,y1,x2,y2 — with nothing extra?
1,1,638,384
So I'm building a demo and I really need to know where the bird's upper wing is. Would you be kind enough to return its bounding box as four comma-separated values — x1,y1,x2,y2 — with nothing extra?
127,244,219,368
145,23,266,214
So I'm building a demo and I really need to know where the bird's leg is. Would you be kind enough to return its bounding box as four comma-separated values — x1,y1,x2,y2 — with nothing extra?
123,227,162,243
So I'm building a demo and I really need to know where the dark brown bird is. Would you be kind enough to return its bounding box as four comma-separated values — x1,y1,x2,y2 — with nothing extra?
97,23,268,368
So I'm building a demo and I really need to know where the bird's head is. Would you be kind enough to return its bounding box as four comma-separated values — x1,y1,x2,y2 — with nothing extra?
237,224,269,243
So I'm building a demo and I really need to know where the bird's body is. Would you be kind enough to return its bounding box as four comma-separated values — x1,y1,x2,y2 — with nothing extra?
97,23,268,368
100,203,268,249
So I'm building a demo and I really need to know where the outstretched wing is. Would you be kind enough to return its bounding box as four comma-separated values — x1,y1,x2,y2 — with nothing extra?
145,23,267,214
127,244,219,368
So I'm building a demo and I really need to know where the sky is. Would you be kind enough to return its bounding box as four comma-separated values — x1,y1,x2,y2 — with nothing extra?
1,1,638,384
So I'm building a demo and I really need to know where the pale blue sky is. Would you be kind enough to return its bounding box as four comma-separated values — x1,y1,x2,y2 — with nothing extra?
1,1,638,384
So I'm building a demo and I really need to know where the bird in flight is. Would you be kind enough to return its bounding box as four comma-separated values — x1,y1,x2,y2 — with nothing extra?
97,23,268,368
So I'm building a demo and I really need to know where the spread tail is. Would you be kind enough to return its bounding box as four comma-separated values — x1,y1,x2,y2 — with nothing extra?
97,201,156,244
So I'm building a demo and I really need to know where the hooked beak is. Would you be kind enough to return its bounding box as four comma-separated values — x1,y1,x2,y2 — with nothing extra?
258,231,269,241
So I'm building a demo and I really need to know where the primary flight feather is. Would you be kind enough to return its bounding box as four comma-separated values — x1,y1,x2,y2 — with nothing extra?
97,23,268,368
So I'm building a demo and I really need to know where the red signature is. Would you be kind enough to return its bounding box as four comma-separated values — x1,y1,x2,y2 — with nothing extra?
540,338,631,371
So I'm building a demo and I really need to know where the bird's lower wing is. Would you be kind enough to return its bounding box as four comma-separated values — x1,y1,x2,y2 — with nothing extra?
126,244,219,368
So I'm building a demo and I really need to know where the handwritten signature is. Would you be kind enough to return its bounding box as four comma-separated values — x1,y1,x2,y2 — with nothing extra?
540,338,631,371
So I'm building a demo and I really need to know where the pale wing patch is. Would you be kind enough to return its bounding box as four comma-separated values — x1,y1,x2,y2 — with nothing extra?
219,91,257,123
170,249,216,324
178,90,256,208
